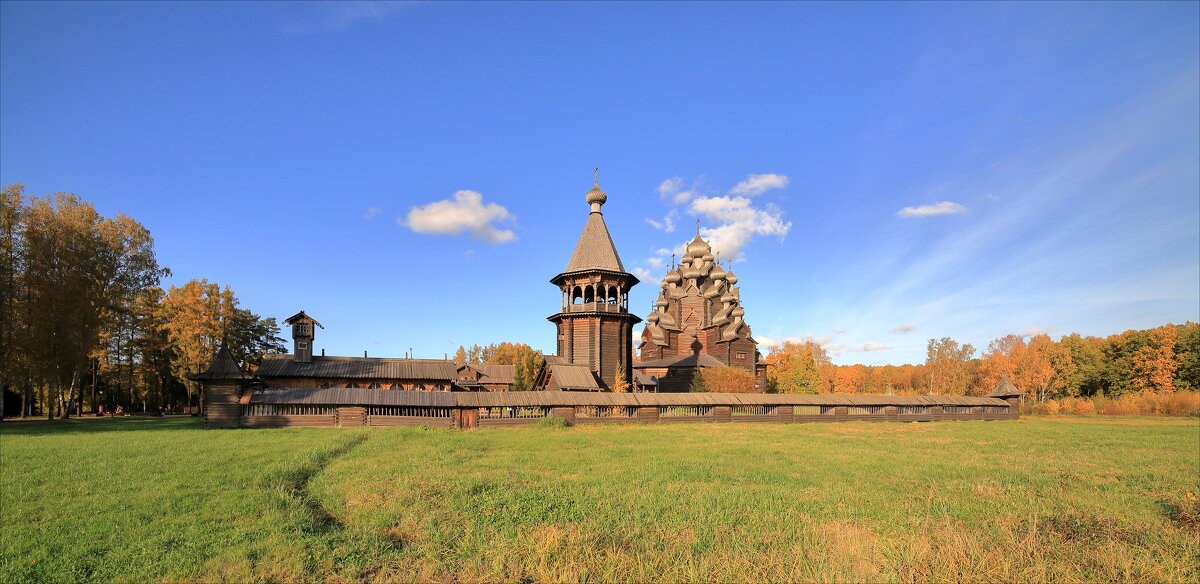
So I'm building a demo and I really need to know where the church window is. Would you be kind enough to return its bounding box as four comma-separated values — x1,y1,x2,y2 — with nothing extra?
736,351,746,359
572,286,583,304
298,341,308,350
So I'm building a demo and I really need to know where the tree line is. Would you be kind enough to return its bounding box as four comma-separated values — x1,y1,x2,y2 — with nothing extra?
765,322,1200,400
0,185,284,419
452,342,543,391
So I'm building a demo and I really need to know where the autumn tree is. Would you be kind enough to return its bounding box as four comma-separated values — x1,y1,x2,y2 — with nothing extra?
700,366,756,393
766,341,824,394
611,365,629,393
923,337,975,395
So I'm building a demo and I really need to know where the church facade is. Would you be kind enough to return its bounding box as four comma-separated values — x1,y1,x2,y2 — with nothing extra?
636,230,768,392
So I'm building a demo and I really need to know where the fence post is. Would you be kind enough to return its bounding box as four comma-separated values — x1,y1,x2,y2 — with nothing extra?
834,406,849,422
884,406,899,422
777,405,793,423
637,407,659,424
713,406,731,423
336,406,366,428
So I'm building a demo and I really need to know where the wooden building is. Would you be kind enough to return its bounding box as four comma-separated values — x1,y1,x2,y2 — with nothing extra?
258,310,459,391
455,364,517,391
544,176,641,391
637,228,768,391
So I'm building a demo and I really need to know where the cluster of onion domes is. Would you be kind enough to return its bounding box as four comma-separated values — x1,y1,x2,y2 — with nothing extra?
643,232,748,346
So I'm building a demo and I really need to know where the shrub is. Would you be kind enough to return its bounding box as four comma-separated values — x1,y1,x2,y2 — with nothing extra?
534,415,571,429
1037,391,1200,417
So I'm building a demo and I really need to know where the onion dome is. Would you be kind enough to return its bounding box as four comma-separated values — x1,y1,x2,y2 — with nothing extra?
700,253,713,264
647,312,660,324
683,266,701,279
731,306,745,318
585,183,606,206
709,262,727,280
725,270,739,285
686,233,710,258
721,291,735,303
664,270,681,285
655,297,669,308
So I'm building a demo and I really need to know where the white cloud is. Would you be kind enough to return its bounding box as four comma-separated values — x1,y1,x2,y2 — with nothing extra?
853,341,891,352
402,190,516,244
755,334,833,351
832,328,847,334
646,257,664,269
658,177,704,204
729,173,790,196
690,195,791,259
897,201,968,218
891,324,918,333
1021,326,1057,337
644,209,679,232
632,267,654,281
463,249,475,257
364,206,381,219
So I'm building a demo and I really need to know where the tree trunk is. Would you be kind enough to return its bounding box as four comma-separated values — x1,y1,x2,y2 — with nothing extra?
58,368,79,419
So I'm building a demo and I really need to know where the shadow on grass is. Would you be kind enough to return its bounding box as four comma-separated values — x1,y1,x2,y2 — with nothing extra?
0,415,203,436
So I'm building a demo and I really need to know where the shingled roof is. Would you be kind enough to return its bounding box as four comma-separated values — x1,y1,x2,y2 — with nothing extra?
634,353,726,369
256,354,457,381
245,388,1009,408
565,211,625,273
542,363,602,391
189,345,247,381
987,377,1024,398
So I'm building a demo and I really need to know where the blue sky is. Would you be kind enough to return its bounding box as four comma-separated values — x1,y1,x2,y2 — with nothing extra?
2,1,1197,365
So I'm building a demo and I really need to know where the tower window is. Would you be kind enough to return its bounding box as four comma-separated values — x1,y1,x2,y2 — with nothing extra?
298,341,309,350
736,351,746,359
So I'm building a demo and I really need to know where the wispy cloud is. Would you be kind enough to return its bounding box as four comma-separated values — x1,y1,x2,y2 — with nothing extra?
364,206,381,219
401,190,516,244
897,201,967,217
852,341,891,352
1021,326,1057,337
632,267,654,281
644,209,679,232
729,173,789,196
282,1,416,34
657,177,705,204
755,333,833,351
832,328,848,334
891,324,918,334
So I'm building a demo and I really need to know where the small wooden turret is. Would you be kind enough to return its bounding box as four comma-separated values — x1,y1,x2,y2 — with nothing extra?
284,310,323,363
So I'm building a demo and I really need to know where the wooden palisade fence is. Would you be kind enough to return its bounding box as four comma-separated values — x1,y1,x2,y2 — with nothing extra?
201,385,1020,429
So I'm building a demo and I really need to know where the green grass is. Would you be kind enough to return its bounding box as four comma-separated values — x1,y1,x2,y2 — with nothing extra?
1,416,1196,583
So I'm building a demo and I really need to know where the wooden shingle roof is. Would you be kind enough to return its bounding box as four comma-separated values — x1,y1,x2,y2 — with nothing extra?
473,364,517,384
247,388,1009,408
189,345,247,381
634,353,725,369
987,377,1024,398
564,210,625,273
544,364,601,390
256,354,457,381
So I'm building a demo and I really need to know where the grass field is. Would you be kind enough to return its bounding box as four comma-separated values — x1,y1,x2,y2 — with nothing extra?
1,416,1196,583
